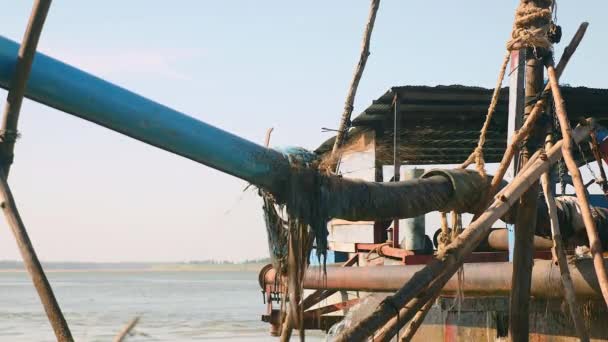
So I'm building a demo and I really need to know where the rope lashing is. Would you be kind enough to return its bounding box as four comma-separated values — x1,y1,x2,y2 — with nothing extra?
461,0,554,177
507,1,553,51
437,212,451,253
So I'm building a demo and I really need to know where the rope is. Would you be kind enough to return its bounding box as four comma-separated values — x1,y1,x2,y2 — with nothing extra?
507,1,553,52
460,0,554,177
459,52,510,178
446,211,465,318
437,212,450,253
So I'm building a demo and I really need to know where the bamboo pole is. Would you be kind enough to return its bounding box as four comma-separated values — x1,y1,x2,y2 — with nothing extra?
0,168,73,341
540,139,589,342
113,317,140,342
374,268,453,342
547,63,608,308
331,0,380,160
399,295,436,342
483,23,589,210
0,0,52,177
333,122,594,342
0,1,73,341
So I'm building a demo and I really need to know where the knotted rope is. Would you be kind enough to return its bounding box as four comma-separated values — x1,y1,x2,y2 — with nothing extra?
437,212,451,253
460,0,554,177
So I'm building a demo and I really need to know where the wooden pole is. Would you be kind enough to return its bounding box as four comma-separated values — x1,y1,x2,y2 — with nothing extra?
331,0,380,160
509,46,545,341
0,168,73,341
399,295,436,342
507,49,526,179
113,317,140,342
374,271,452,342
0,1,73,341
547,63,608,307
540,138,589,342
333,122,594,342
0,0,52,177
392,93,401,247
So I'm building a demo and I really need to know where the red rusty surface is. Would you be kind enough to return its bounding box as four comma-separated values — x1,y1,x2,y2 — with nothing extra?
443,311,457,342
303,298,360,319
404,250,553,265
301,254,358,310
356,242,414,260
356,244,552,265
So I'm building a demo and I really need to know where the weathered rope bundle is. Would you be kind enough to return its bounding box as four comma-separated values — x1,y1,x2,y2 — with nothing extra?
507,0,554,52
461,0,554,177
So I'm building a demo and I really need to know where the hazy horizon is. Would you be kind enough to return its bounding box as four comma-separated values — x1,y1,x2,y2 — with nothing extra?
0,1,606,262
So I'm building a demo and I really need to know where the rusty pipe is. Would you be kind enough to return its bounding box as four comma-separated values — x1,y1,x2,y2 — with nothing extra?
261,258,608,299
487,229,553,251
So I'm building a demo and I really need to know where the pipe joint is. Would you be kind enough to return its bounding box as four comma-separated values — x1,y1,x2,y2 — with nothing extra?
422,169,498,213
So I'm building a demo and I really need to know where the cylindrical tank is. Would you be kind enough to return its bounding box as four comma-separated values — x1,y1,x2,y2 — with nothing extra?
401,168,426,250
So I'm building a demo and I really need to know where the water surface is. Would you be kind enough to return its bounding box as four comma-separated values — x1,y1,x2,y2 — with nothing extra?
0,271,325,341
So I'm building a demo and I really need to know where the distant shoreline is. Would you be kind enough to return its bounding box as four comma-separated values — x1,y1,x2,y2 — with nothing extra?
0,261,269,273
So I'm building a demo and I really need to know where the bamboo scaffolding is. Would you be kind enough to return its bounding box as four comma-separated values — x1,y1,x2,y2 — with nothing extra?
547,63,608,307
334,121,594,342
483,22,589,211
354,25,587,338
540,138,589,341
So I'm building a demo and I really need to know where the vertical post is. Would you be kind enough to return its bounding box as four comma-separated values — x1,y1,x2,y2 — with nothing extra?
507,50,526,180
392,93,401,248
373,128,387,243
0,1,73,341
507,49,525,263
509,48,546,342
0,0,51,176
402,168,426,250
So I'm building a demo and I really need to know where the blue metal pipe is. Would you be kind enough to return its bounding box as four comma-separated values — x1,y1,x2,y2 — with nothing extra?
0,35,290,193
0,35,492,222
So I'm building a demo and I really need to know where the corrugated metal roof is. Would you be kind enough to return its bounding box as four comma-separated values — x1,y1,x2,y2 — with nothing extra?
317,85,608,165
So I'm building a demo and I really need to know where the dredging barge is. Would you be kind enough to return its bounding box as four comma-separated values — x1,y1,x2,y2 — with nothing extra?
0,1,608,341
259,85,608,341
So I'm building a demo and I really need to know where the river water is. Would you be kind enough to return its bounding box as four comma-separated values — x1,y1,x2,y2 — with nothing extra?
0,271,326,341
